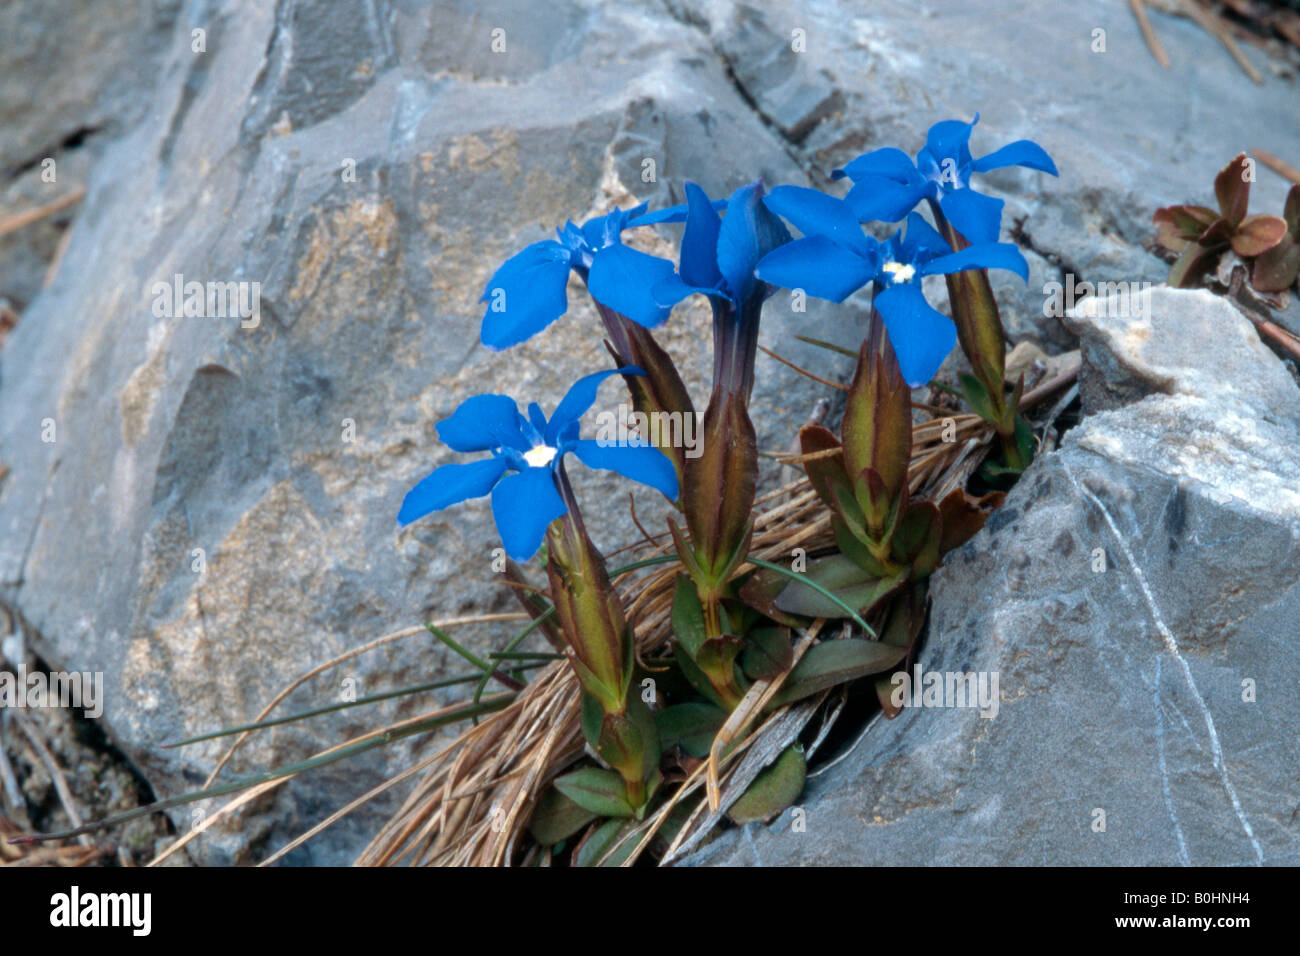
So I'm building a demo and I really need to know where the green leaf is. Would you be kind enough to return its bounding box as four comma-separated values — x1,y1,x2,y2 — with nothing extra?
671,573,708,659
596,695,661,785
1013,413,1036,469
798,425,853,517
767,639,908,709
527,785,599,846
553,767,637,819
771,555,903,620
832,514,884,575
736,567,808,629
656,702,728,759
695,634,745,693
573,817,640,868
892,501,942,577
673,643,731,710
959,372,999,425
745,557,878,635
742,626,794,681
728,744,807,825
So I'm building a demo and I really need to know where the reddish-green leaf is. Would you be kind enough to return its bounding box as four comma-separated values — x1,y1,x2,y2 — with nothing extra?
1231,214,1288,258
1214,152,1252,226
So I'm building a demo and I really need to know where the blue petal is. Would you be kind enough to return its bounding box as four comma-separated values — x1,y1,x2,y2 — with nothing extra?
763,185,875,257
873,283,958,387
558,221,586,252
716,182,792,303
844,177,928,224
526,402,549,438
651,272,721,310
971,139,1058,176
479,241,573,350
923,241,1029,282
680,182,724,289
924,115,978,164
755,235,877,303
437,394,529,453
586,243,678,327
581,202,650,250
938,188,1005,245
547,366,643,445
398,456,508,526
834,147,922,184
627,196,727,227
570,438,679,500
490,467,567,560
899,211,953,264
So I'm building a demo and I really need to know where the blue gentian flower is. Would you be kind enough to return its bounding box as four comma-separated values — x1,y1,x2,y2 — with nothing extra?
756,188,1028,386
480,204,684,350
832,114,1057,245
645,181,791,316
637,181,791,398
398,367,678,559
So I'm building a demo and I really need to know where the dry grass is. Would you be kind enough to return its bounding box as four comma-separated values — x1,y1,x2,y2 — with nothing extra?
136,362,1075,868
351,408,997,867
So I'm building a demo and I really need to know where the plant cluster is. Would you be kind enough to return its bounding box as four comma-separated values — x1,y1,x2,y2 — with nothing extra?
1153,152,1300,294
397,115,1058,861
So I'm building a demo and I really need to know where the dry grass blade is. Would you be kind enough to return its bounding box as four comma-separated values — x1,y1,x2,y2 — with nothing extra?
705,621,823,809
1172,0,1263,83
1252,148,1300,186
201,613,525,787
1130,0,1172,67
0,187,86,240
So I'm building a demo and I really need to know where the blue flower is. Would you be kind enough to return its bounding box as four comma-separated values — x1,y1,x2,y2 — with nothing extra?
398,368,678,559
480,204,683,350
644,181,792,314
832,114,1057,245
756,188,1028,386
635,181,791,398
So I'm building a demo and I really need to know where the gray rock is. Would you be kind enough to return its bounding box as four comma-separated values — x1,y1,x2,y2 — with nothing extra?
0,0,842,865
685,287,1300,866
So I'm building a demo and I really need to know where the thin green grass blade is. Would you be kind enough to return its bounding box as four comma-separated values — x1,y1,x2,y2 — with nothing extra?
745,557,877,637
165,664,545,748
8,695,514,845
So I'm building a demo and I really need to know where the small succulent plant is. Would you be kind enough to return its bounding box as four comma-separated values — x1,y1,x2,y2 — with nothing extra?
1153,152,1293,292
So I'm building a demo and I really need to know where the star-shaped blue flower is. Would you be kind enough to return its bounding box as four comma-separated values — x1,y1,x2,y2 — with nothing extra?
479,204,685,350
632,181,790,398
832,114,1057,245
642,181,792,315
755,187,1028,386
398,368,678,559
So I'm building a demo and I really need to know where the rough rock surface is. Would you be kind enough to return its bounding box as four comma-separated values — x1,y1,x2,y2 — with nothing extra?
0,0,1297,864
685,288,1300,866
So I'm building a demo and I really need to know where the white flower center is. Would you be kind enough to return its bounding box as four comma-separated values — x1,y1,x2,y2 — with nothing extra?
881,261,916,284
523,444,558,468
